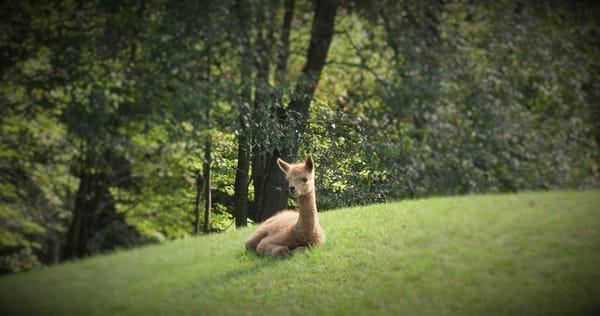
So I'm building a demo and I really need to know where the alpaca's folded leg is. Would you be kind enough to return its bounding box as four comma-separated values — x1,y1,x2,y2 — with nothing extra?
256,238,290,257
245,230,268,251
294,246,308,253
270,245,291,257
255,238,272,256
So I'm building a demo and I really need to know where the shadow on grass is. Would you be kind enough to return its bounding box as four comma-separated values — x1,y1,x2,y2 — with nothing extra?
215,250,294,283
210,250,314,283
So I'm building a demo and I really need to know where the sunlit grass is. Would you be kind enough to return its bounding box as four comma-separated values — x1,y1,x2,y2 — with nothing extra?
1,190,599,315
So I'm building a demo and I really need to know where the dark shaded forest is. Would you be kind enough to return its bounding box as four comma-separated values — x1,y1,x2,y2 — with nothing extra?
1,0,598,273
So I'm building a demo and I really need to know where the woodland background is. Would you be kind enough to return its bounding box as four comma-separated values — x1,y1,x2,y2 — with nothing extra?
1,0,598,273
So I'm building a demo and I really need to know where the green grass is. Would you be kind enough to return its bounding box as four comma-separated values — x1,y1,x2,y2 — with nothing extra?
1,190,599,315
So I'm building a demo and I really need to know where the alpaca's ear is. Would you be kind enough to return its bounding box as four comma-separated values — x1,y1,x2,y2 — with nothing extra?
305,154,314,172
277,158,290,173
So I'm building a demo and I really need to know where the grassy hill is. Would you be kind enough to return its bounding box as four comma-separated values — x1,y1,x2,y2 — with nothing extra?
1,190,599,315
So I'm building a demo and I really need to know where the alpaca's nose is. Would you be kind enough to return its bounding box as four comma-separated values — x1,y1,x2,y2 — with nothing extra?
289,186,295,194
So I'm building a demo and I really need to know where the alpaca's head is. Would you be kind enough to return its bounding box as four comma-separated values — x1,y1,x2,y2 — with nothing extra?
276,154,315,198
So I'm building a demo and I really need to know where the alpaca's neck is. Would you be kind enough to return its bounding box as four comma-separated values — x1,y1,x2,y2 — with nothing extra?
296,191,318,230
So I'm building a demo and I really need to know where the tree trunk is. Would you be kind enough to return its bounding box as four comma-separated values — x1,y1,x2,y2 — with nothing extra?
50,236,60,264
203,31,213,234
251,147,267,221
193,169,202,234
251,3,274,222
287,0,338,149
275,0,295,85
233,135,249,227
233,0,253,227
203,132,212,234
259,0,338,220
64,156,113,259
64,168,95,259
259,149,289,221
63,177,87,259
253,0,296,221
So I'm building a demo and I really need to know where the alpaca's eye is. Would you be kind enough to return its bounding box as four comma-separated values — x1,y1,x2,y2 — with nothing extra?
301,177,308,183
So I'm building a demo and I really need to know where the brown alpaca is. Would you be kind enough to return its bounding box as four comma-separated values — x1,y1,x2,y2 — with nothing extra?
245,154,325,257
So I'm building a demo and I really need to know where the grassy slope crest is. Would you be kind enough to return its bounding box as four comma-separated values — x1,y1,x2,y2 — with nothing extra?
0,190,599,315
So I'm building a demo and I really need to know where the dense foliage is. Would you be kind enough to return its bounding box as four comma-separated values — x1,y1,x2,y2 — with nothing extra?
1,0,598,272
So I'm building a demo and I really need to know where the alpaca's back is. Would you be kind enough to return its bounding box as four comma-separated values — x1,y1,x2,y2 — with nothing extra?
261,210,298,233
